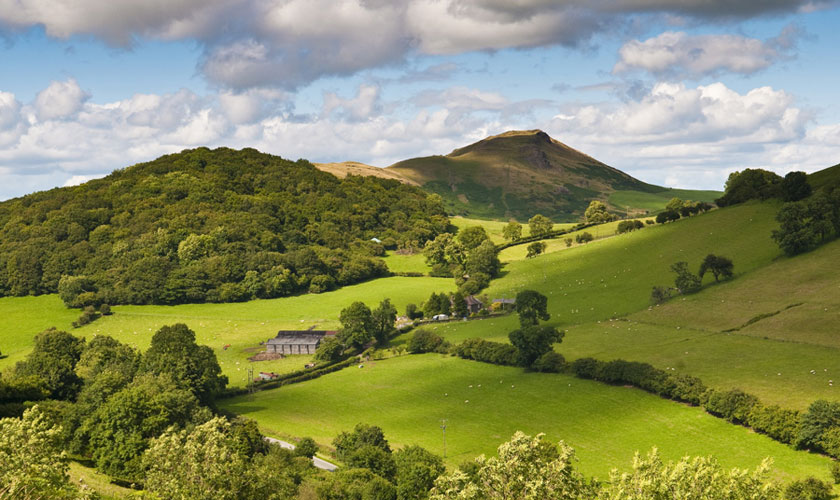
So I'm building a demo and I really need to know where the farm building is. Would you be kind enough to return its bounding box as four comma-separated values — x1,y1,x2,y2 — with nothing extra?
465,295,483,314
265,330,336,355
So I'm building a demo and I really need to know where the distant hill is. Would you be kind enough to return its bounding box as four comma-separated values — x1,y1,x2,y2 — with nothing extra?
383,130,718,221
0,148,448,306
808,162,840,192
314,161,417,185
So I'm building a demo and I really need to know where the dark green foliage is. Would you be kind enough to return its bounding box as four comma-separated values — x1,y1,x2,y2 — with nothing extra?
650,285,672,304
407,330,447,354
371,299,398,346
831,462,840,485
394,445,445,500
12,329,85,401
698,254,734,282
230,416,269,459
317,468,397,500
450,291,469,318
295,437,318,459
424,229,499,294
531,351,565,373
83,373,209,480
348,445,397,481
0,148,447,305
339,302,375,350
772,194,839,256
671,261,701,294
705,389,759,424
784,477,834,500
616,220,644,234
526,241,547,258
72,305,100,328
423,292,451,318
797,400,840,452
747,404,801,444
574,232,594,244
453,338,519,366
508,325,564,368
315,336,346,363
405,303,423,320
782,171,813,202
138,323,228,405
570,357,601,379
655,210,681,224
457,226,490,250
514,290,550,327
333,423,392,463
716,168,783,206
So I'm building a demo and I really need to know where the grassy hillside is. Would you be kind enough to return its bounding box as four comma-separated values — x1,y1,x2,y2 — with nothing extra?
609,188,722,215
808,162,840,192
0,276,456,382
220,354,832,482
387,130,663,221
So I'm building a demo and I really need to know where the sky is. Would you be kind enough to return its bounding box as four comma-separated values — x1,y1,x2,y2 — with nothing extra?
1,0,839,200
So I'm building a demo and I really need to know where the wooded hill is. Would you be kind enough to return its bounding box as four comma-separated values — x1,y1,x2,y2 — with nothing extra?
0,147,448,306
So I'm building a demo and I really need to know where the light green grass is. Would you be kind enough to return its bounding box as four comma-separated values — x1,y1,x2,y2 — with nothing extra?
1,277,455,382
498,220,634,262
451,216,575,243
68,461,132,499
382,251,431,274
610,188,722,213
0,295,79,369
220,354,832,483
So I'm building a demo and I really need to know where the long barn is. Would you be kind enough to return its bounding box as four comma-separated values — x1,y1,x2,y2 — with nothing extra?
265,330,336,355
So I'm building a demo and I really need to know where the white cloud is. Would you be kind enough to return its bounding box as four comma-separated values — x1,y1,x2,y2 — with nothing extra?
614,30,793,77
34,79,90,121
323,84,382,121
0,0,830,89
63,174,101,187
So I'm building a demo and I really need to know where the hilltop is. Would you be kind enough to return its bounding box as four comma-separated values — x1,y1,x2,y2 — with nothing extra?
320,130,720,221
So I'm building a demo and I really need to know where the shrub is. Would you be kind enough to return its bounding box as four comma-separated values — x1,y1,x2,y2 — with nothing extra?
785,477,833,500
295,437,318,459
616,220,644,234
704,389,759,424
575,232,593,244
570,357,600,379
532,351,565,373
650,286,672,304
407,330,444,354
747,404,800,444
454,338,518,366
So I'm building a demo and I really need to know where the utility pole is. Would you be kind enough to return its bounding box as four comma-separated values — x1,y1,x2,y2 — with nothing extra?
247,367,254,394
440,419,447,458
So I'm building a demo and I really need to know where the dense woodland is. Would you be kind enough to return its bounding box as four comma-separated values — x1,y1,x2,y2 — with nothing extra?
0,148,449,306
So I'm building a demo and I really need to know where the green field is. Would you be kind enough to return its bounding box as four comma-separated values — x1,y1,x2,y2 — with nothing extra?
0,276,455,382
609,188,722,213
382,251,431,274
451,216,575,243
0,295,79,367
220,354,832,483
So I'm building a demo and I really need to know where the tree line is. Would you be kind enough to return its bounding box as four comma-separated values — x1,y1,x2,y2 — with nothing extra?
0,147,449,307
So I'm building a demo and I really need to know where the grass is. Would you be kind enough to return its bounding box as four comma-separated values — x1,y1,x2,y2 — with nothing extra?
451,216,576,243
382,251,431,274
68,462,133,499
498,220,631,262
610,188,722,213
0,295,79,368
220,354,832,483
0,276,455,382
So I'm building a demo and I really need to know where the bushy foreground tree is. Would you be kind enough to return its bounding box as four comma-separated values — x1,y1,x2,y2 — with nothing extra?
514,290,550,327
0,406,96,499
432,433,783,500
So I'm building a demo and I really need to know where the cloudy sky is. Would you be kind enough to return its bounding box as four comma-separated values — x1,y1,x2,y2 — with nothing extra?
1,0,839,199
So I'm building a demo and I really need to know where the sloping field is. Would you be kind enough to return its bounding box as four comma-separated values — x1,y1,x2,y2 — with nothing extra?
220,354,832,482
609,188,722,213
0,276,455,382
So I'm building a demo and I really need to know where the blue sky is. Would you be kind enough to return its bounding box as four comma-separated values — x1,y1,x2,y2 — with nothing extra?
1,0,839,200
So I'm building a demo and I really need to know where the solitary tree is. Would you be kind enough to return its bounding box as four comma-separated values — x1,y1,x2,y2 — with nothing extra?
671,261,701,294
338,302,374,350
371,298,398,346
584,201,615,224
458,226,490,251
514,290,550,327
526,241,547,258
698,254,734,282
509,325,564,368
528,214,553,238
502,221,523,242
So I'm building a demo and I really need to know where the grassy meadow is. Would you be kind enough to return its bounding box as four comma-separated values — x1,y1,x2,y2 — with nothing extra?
220,353,832,482
0,276,455,382
609,188,722,213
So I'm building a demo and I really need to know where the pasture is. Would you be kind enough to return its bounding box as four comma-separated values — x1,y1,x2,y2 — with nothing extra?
0,276,455,382
609,188,722,213
220,353,832,482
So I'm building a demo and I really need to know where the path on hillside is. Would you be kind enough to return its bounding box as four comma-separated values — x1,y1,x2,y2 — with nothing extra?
265,437,338,471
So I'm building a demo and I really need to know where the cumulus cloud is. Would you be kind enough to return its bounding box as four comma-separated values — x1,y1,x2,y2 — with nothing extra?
1,0,832,89
614,29,801,77
323,84,381,121
34,79,90,121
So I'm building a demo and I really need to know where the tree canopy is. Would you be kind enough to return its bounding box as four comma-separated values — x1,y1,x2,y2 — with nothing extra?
0,147,448,306
514,290,550,327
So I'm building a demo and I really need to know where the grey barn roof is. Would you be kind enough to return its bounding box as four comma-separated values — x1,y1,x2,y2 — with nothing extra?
266,331,332,346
